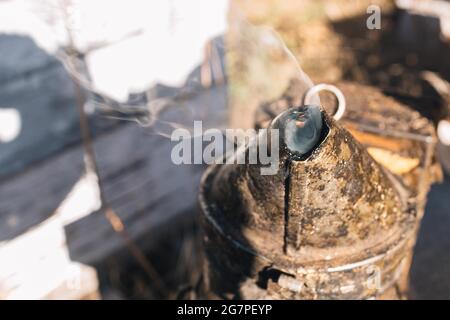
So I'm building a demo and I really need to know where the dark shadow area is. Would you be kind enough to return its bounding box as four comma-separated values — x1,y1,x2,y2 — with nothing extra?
79,211,201,299
330,11,450,97
0,34,81,241
0,34,80,179
410,173,450,300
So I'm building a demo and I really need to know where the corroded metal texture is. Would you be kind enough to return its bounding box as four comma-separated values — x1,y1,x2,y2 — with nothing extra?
199,82,440,300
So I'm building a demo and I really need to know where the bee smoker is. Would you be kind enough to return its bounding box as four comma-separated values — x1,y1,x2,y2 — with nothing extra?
198,82,441,299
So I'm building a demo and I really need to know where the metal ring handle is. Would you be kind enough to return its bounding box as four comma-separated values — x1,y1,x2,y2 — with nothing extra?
303,83,346,121
438,119,450,146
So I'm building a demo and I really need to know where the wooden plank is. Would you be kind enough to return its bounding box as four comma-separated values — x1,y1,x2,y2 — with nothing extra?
0,121,204,255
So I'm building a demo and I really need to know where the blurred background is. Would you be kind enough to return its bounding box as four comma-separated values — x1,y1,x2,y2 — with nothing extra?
0,0,449,299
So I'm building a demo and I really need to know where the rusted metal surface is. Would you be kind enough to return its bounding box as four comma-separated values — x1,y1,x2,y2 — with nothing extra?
199,82,440,299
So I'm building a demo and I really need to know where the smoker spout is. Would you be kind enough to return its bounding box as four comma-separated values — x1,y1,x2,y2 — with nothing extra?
271,105,326,159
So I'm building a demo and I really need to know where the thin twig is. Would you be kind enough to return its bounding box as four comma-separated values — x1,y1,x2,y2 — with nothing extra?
66,50,169,297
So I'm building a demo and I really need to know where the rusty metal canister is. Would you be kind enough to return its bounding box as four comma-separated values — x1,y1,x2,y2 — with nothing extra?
199,81,441,300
